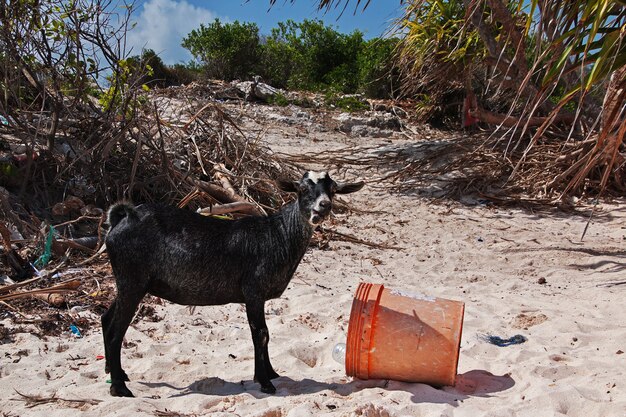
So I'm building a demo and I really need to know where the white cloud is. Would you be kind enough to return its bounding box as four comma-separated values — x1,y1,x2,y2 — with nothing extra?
126,0,218,64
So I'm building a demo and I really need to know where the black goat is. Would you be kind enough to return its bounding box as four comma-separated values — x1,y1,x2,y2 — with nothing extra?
102,171,363,397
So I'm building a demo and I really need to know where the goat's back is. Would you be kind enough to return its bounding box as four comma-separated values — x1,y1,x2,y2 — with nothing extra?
105,203,311,305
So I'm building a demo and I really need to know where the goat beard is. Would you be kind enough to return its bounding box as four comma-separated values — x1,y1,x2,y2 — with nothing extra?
309,211,324,225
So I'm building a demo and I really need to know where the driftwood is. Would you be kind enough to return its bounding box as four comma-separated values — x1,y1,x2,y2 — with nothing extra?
197,201,260,216
0,279,80,302
179,183,262,217
31,292,66,307
0,276,42,295
0,261,67,295
154,409,198,417
213,163,241,203
193,179,263,215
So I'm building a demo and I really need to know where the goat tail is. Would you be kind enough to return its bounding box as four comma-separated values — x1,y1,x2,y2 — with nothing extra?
106,202,138,229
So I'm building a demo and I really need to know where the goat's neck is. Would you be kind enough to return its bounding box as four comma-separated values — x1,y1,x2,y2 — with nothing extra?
262,200,313,263
278,200,314,244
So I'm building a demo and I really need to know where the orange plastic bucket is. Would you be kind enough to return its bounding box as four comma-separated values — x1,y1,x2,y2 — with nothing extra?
345,283,464,386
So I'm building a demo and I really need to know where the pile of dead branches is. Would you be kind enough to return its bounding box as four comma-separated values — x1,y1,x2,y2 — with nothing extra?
0,84,305,335
108,87,302,214
406,130,624,203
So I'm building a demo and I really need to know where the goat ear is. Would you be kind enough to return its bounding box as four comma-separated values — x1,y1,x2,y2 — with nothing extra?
335,181,365,194
277,179,300,193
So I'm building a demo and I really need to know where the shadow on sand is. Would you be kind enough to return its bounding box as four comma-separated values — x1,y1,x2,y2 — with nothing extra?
138,369,514,406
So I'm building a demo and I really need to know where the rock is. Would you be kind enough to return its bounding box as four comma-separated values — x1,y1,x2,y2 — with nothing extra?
335,113,367,133
235,77,282,102
234,81,254,99
266,112,297,125
366,114,402,131
213,86,245,100
293,108,310,119
254,83,281,102
335,112,402,136
370,129,394,138
351,125,369,136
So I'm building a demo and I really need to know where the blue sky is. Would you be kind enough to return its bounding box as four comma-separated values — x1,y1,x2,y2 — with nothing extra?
125,0,404,64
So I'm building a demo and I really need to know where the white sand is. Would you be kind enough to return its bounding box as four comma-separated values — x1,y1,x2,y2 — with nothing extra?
1,107,625,416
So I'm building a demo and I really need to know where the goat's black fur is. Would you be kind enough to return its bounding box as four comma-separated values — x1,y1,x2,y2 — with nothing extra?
102,171,363,397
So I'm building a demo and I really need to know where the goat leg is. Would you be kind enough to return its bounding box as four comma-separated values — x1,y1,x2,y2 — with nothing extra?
104,292,145,397
101,301,130,381
245,300,277,394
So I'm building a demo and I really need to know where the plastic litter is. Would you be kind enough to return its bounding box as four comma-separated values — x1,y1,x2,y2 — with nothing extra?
332,343,346,364
70,305,87,314
0,275,15,285
34,225,56,268
481,334,527,347
69,324,82,338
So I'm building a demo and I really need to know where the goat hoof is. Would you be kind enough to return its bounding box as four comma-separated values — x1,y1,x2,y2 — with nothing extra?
268,370,280,380
260,383,276,394
107,366,129,381
110,384,134,397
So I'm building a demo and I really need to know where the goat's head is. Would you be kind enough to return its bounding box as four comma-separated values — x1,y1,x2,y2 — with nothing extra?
278,171,364,226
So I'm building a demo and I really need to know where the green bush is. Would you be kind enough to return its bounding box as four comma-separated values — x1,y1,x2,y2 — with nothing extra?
260,21,299,89
180,18,399,99
357,38,401,98
99,58,146,118
182,19,261,80
136,50,200,87
324,92,370,112
267,92,290,106
262,19,365,93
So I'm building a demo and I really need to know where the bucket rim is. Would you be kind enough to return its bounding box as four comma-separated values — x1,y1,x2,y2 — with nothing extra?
345,282,384,379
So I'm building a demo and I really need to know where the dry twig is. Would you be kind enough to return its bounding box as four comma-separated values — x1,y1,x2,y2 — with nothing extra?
13,389,102,408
